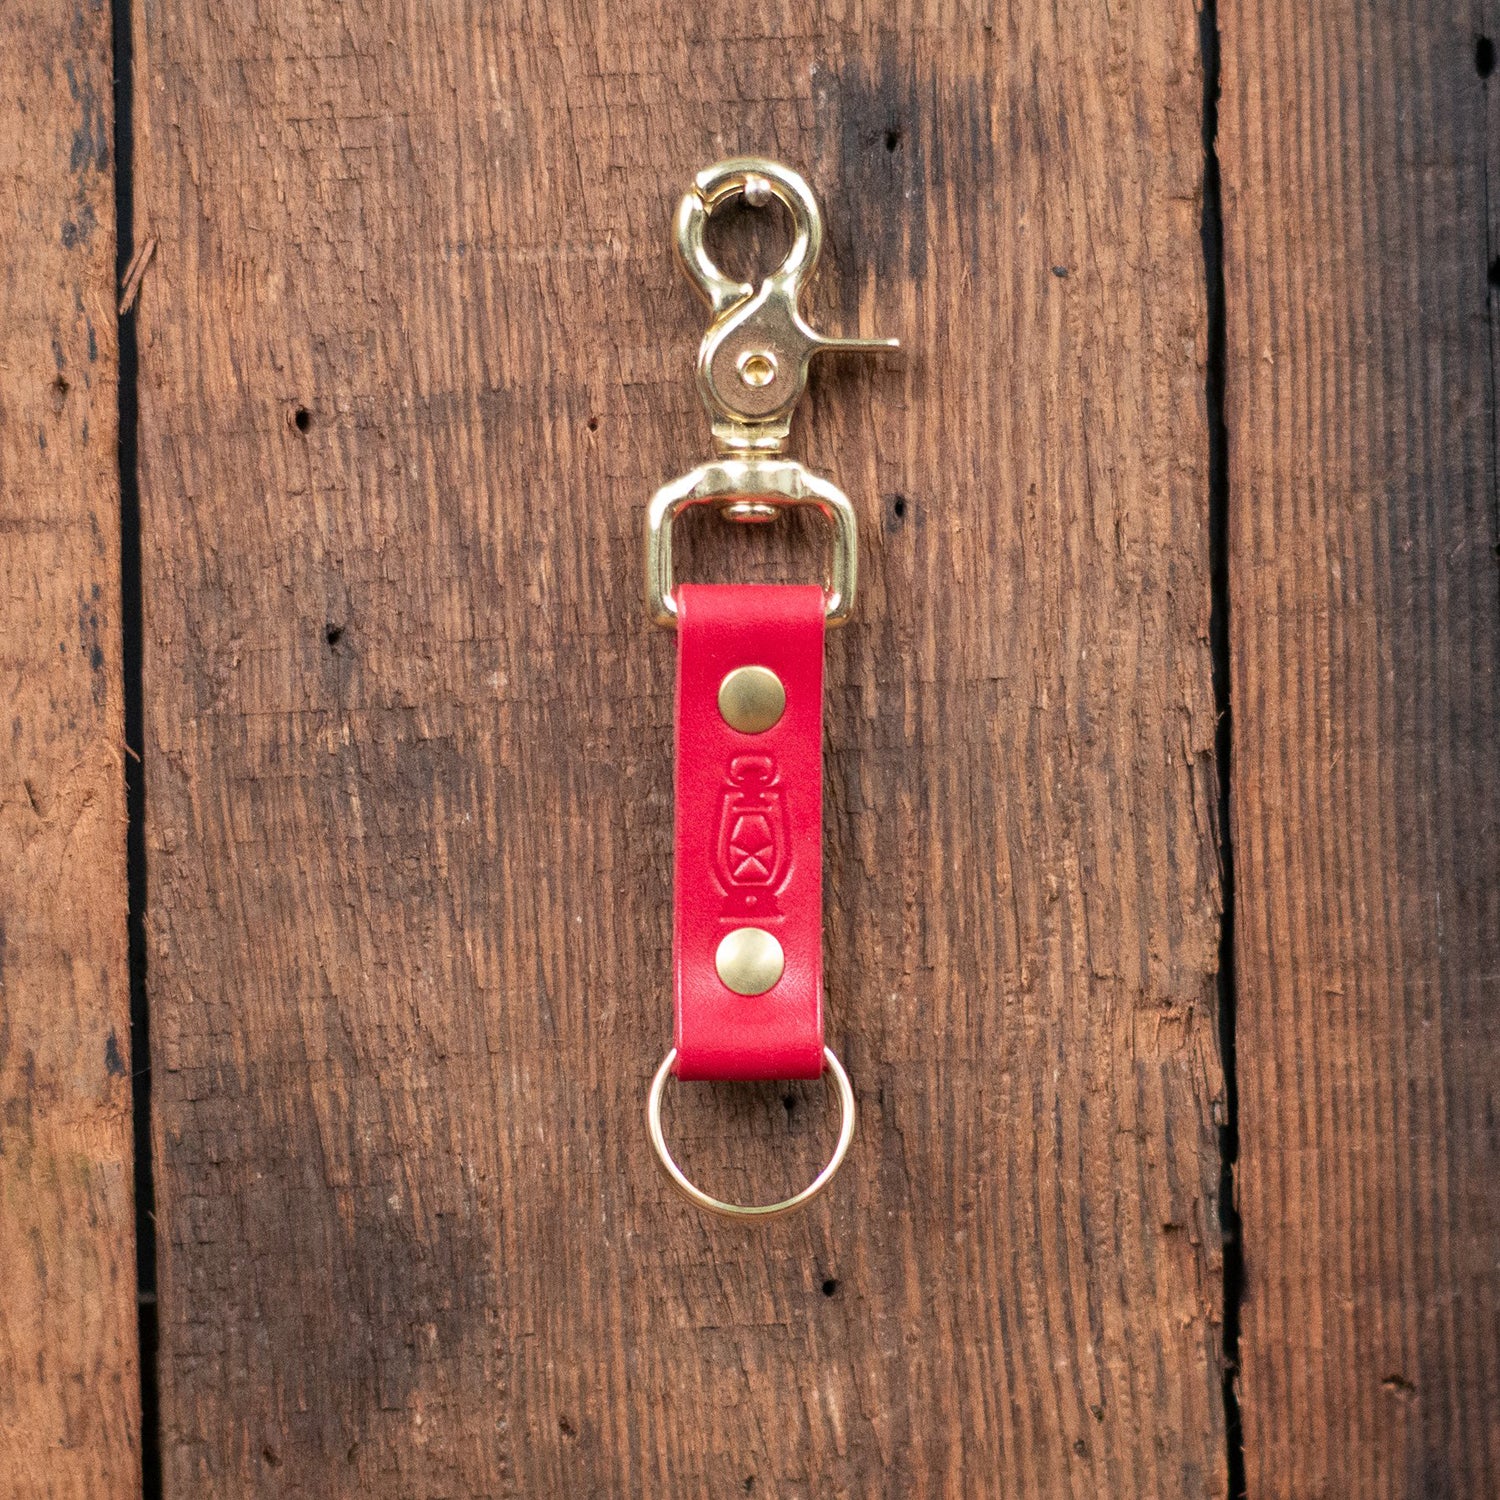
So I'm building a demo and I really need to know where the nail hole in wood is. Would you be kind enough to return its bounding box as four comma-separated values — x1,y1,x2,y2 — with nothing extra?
325,623,344,647
821,1277,839,1297
1477,36,1496,76
587,415,599,432
884,126,902,152
293,405,311,432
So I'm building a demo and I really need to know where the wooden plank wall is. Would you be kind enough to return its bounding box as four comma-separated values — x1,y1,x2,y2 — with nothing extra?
1220,3,1500,1495
130,0,1224,1495
0,1,139,1496
2,0,1497,1496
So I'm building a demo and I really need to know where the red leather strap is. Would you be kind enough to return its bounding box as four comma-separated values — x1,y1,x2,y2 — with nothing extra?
672,583,826,1080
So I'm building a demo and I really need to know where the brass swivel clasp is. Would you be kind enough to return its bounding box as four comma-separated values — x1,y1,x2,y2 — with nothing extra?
676,157,899,459
646,157,899,629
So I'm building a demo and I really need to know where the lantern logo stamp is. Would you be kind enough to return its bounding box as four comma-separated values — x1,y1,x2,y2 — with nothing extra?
714,755,791,918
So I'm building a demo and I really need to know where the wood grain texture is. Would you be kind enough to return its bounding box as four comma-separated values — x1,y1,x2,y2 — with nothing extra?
0,1,139,1495
134,1,1225,1493
1220,2,1500,1495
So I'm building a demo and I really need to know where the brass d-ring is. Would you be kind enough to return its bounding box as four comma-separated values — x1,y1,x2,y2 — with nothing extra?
646,1047,856,1221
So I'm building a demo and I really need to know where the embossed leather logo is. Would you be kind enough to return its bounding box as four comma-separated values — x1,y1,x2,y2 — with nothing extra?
714,755,791,918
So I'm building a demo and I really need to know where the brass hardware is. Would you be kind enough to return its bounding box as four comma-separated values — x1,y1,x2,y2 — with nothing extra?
737,350,777,389
646,456,858,626
717,665,786,734
647,1046,857,1220
647,157,898,628
742,171,773,208
714,926,785,995
674,157,898,453
719,498,780,522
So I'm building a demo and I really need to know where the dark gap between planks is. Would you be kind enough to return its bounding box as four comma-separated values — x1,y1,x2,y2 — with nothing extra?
1199,3,1247,1496
112,0,162,1492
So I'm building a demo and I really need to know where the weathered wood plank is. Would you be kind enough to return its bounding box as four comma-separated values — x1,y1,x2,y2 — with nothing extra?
0,2,138,1495
136,2,1225,1493
1220,2,1500,1493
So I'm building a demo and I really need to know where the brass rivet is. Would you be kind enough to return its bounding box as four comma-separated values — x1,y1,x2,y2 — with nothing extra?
736,349,778,388
718,665,786,733
715,927,785,996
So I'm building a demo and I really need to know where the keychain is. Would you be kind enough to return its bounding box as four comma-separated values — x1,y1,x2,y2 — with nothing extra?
644,158,898,1219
